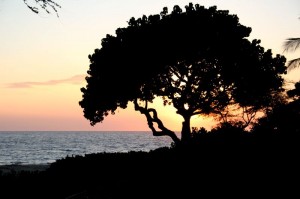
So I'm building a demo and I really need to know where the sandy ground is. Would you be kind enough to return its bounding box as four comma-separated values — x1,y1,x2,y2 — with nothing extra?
0,164,50,174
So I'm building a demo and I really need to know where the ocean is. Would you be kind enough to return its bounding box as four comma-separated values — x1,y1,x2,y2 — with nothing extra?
0,131,177,165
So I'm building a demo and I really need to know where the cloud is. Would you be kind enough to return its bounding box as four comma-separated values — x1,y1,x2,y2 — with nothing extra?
7,74,86,88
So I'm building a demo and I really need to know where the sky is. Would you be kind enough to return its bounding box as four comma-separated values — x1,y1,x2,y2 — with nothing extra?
0,0,300,131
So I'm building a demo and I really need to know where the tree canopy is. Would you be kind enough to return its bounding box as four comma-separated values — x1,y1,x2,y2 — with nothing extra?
79,3,286,144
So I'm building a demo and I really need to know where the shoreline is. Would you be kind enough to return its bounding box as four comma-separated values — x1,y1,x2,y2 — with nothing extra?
0,164,50,174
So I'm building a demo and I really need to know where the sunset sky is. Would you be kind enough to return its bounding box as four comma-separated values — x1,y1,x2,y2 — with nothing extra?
0,0,300,131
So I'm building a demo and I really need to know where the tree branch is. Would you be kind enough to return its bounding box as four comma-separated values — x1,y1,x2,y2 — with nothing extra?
169,65,188,83
23,0,61,17
134,99,180,144
241,107,257,129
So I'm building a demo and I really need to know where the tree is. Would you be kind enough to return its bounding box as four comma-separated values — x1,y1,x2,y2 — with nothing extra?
252,83,300,138
283,18,300,70
23,0,60,16
79,3,286,144
287,81,300,99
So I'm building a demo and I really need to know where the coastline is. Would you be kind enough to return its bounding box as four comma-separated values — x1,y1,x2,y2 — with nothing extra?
0,164,50,174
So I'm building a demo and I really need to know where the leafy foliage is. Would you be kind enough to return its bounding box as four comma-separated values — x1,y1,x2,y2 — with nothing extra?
287,81,300,98
283,38,300,70
80,3,286,142
252,81,300,138
283,17,300,70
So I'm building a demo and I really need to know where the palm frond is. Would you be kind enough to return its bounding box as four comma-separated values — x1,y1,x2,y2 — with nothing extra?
287,57,300,71
283,38,300,52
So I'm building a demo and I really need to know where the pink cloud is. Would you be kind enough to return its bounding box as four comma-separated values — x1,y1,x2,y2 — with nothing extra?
7,74,86,88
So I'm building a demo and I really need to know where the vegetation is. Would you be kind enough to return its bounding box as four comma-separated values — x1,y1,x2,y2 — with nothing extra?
79,3,287,144
23,0,60,16
283,17,300,70
1,3,299,199
1,135,299,199
252,81,300,137
284,37,300,70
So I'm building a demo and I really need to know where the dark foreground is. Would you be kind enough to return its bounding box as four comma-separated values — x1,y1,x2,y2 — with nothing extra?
0,164,50,174
1,136,300,199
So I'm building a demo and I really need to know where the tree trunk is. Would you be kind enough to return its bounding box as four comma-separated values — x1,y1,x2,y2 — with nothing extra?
181,116,191,143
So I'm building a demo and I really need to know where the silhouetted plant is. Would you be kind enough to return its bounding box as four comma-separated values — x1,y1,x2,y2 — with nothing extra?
252,82,300,138
23,0,60,16
287,81,300,99
79,3,287,144
283,17,300,70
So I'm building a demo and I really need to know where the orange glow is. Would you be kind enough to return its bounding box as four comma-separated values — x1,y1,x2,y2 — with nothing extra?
0,0,299,131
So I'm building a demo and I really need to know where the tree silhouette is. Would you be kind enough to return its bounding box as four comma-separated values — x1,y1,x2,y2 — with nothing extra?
252,82,300,138
287,81,300,99
79,3,286,144
283,18,300,70
23,0,60,16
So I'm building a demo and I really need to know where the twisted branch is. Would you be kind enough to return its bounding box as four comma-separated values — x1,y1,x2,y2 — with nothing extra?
134,99,180,144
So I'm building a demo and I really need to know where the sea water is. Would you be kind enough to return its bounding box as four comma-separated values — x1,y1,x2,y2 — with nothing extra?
0,131,177,165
